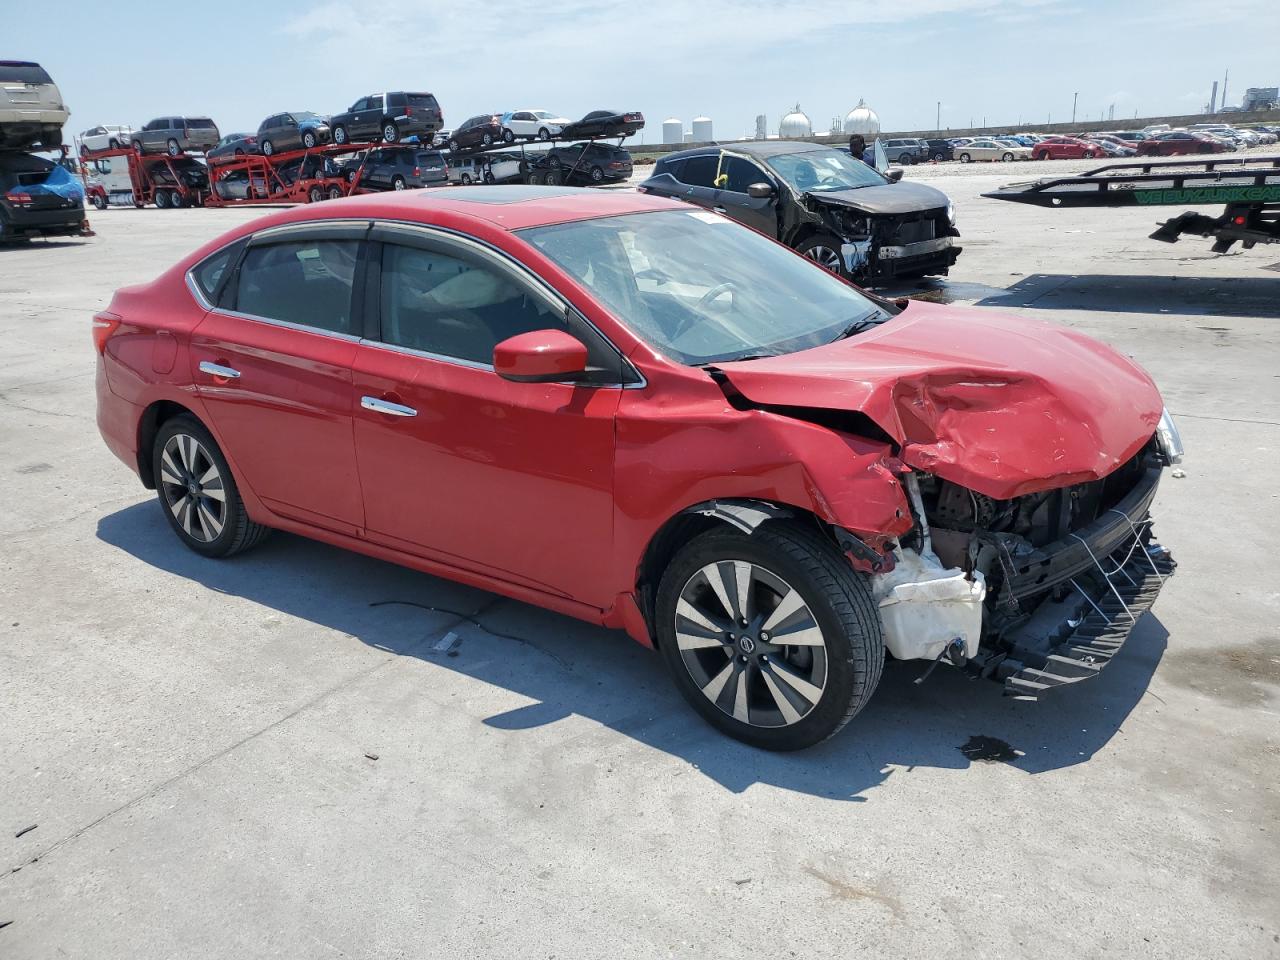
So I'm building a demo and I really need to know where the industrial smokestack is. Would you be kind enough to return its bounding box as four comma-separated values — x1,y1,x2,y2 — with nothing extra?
1210,80,1219,114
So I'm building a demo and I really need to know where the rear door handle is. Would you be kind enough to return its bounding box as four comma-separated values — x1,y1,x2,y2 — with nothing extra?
361,396,417,417
713,206,728,214
199,361,240,379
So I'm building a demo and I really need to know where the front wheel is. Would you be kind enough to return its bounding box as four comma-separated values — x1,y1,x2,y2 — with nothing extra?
589,165,604,183
262,139,275,156
932,151,945,161
481,132,493,146
302,130,318,149
308,185,324,203
655,523,884,751
333,125,348,145
153,416,270,558
166,138,181,157
108,138,120,149
959,152,971,163
796,234,847,277
502,128,515,143
91,194,108,210
1002,152,1014,161
327,185,343,200
537,127,551,141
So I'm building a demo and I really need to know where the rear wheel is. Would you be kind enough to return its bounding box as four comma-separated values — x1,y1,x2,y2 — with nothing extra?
308,185,324,203
153,416,270,558
170,191,186,208
108,138,120,149
382,121,398,143
655,523,884,751
589,165,605,183
544,166,562,186
932,151,945,161
154,190,170,209
537,127,551,141
481,132,493,146
1002,152,1014,162
391,175,406,190
1035,150,1049,160
460,173,472,185
448,139,460,153
327,185,343,200
133,139,145,155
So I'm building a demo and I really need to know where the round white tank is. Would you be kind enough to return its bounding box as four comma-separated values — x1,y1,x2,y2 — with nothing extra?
843,98,881,136
691,116,713,141
779,104,812,138
662,118,683,144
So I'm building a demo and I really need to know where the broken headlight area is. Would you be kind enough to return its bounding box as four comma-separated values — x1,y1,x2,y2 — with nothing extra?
1156,407,1184,464
901,438,1175,696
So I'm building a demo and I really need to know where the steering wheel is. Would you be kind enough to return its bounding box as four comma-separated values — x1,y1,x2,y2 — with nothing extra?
668,282,737,342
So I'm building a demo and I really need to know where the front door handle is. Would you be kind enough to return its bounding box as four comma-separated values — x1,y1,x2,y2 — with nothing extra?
199,360,240,379
713,206,728,214
361,396,417,417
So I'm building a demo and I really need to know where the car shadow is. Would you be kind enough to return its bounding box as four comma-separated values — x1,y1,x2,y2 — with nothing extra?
97,502,1167,801
973,273,1280,318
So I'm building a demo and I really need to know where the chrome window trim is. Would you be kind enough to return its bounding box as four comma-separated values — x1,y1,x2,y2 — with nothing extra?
206,306,364,342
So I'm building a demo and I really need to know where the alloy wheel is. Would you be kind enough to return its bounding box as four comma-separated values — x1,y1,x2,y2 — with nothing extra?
803,244,842,272
674,560,828,728
159,434,227,543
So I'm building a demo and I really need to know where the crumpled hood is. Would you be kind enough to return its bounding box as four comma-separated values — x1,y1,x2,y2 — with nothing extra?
715,301,1163,500
806,181,951,215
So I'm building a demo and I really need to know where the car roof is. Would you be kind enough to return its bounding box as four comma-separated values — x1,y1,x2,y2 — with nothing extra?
232,185,682,233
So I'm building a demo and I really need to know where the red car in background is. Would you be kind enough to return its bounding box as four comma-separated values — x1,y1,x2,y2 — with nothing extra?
1137,131,1231,156
94,187,1181,750
1032,137,1103,160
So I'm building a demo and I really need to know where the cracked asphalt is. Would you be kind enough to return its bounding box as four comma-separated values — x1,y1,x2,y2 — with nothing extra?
2,163,1278,959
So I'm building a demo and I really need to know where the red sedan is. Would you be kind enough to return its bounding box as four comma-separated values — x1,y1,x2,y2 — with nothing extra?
1136,131,1231,156
95,187,1180,749
1032,136,1103,160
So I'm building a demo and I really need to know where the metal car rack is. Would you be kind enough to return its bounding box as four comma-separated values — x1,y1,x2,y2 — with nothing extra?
447,127,640,187
984,154,1280,250
79,145,211,208
204,141,382,206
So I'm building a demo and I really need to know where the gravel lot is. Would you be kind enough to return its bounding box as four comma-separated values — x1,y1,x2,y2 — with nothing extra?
2,156,1278,959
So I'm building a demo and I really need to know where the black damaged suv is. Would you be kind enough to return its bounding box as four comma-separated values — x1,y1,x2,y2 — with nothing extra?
639,140,961,284
0,151,83,240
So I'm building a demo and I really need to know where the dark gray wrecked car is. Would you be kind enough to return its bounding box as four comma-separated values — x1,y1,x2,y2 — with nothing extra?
639,140,961,284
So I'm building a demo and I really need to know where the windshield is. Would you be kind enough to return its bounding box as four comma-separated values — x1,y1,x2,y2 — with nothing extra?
767,148,885,193
294,112,322,122
520,209,886,365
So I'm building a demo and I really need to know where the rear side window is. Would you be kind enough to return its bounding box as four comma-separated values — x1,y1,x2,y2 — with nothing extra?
233,240,359,334
0,61,53,84
191,240,245,303
676,154,719,187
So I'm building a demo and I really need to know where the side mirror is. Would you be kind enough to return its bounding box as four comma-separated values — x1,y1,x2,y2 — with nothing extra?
747,182,775,198
494,329,589,383
885,167,905,183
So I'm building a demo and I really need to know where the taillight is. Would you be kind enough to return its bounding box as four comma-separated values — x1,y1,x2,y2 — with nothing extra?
405,106,413,116
6,192,33,206
413,166,421,176
93,311,121,354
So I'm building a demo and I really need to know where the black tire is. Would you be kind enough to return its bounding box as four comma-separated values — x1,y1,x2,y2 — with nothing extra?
932,151,945,161
544,166,562,186
655,523,884,751
308,185,324,203
262,139,274,156
481,132,493,146
589,165,604,183
382,121,398,143
959,152,971,163
334,125,348,145
302,130,318,149
153,416,271,558
537,127,550,141
391,175,406,190
327,185,343,200
527,169,546,185
154,190,170,209
1035,150,1048,161
449,139,460,153
79,144,89,157
133,139,145,155
91,194,108,210
484,170,496,184
502,128,515,143
795,233,847,278
108,138,120,149
170,191,186,208
460,173,472,185
898,152,911,164
1002,152,1014,162
166,138,181,157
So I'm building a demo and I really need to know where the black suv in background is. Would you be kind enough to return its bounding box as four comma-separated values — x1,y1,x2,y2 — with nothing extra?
338,146,448,190
132,117,220,155
448,114,508,152
0,151,83,240
536,142,633,184
330,92,443,145
923,138,954,161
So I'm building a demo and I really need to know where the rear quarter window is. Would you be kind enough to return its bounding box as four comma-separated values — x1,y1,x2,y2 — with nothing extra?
191,239,246,304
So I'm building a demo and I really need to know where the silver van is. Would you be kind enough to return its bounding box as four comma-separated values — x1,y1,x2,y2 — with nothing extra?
0,61,69,149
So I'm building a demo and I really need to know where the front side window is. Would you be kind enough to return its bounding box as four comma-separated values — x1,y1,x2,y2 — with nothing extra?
766,148,886,194
721,156,769,193
233,239,359,335
379,243,572,365
520,209,886,366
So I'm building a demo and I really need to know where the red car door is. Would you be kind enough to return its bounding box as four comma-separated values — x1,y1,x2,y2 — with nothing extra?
190,223,368,535
350,224,627,606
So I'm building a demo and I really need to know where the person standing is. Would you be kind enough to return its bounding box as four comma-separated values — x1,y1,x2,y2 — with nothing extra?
848,134,869,165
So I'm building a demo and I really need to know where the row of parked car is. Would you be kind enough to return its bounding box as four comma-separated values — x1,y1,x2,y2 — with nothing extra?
878,123,1279,165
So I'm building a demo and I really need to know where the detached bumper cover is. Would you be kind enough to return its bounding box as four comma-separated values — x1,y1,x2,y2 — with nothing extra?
998,541,1174,699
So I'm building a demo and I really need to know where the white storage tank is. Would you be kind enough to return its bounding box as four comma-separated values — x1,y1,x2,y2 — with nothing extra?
691,116,713,141
779,104,812,138
661,118,683,144
843,98,881,136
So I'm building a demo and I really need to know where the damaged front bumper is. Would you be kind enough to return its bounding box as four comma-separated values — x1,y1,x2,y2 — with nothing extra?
843,235,962,281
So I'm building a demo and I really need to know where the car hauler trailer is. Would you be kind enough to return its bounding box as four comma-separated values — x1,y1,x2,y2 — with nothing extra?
79,145,210,208
445,121,642,187
984,154,1280,252
204,142,381,206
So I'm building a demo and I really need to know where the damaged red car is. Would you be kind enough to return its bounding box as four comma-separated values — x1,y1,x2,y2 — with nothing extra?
95,186,1182,750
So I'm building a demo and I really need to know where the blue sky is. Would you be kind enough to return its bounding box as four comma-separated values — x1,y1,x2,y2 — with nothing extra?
10,0,1279,141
